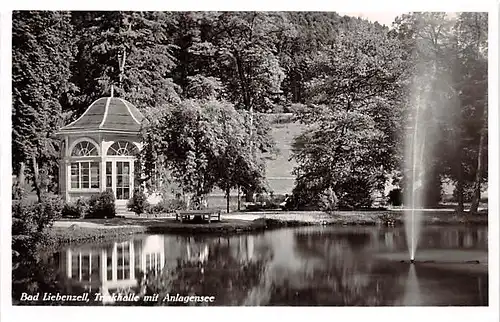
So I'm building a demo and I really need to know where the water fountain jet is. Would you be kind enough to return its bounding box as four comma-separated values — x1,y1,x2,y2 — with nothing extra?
404,72,431,263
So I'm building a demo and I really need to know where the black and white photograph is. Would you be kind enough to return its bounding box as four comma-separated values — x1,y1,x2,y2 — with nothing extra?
1,3,499,321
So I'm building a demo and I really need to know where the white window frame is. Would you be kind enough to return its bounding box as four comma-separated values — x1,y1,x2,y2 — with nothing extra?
70,160,100,191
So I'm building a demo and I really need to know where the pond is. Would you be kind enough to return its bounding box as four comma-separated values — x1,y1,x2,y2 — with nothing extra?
17,225,488,306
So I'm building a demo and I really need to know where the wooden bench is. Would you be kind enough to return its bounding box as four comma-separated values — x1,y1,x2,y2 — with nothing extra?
175,210,221,223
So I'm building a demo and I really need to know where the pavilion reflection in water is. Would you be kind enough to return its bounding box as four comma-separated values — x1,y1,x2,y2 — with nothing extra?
58,235,258,299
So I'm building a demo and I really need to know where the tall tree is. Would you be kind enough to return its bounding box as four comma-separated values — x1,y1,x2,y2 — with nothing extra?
455,12,488,214
277,12,342,104
186,12,286,112
12,11,75,201
291,18,406,209
140,99,273,210
393,13,466,208
69,11,180,114
213,105,271,212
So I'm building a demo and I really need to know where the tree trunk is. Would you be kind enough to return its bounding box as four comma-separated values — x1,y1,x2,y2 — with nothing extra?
456,147,464,214
245,190,254,203
456,172,464,214
470,114,486,214
13,162,26,199
226,184,230,214
30,155,42,203
234,52,250,110
237,185,241,211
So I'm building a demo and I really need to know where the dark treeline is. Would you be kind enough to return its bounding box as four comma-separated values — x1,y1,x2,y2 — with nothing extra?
12,11,487,213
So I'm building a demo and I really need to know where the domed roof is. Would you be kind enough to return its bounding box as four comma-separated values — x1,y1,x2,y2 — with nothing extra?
58,97,144,133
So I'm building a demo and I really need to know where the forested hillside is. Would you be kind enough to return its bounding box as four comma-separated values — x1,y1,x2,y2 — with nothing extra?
12,12,488,213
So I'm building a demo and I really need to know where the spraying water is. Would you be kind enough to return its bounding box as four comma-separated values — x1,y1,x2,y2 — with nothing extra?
406,95,425,261
404,68,432,262
404,59,443,261
409,102,420,261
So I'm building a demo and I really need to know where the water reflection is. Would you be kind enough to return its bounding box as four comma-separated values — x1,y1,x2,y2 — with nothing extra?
48,225,487,306
401,265,422,306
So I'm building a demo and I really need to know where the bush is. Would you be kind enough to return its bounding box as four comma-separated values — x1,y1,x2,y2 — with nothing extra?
452,183,476,203
247,194,286,211
128,189,150,215
387,188,403,206
62,198,89,218
86,190,116,219
421,175,443,207
287,181,324,211
287,178,374,211
147,198,187,214
62,203,80,218
335,179,374,210
320,188,338,211
12,195,64,258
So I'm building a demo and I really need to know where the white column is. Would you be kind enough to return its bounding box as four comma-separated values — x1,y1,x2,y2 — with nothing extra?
160,247,165,271
248,236,254,261
79,252,82,281
141,244,146,273
112,243,117,281
129,241,135,280
64,136,70,201
130,160,134,196
89,252,92,281
66,249,72,278
112,161,116,199
101,158,106,192
66,161,71,201
101,249,106,282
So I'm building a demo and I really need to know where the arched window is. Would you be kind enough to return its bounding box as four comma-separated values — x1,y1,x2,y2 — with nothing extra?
72,141,98,156
107,141,138,156
70,140,99,189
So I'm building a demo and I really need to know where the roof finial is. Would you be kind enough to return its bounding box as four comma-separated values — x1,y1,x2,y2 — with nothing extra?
111,85,114,98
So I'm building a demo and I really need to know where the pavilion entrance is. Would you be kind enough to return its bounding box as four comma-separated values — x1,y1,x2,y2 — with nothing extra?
105,141,139,207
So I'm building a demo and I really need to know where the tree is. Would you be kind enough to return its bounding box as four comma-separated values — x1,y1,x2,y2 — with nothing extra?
69,11,180,114
291,18,406,209
12,11,75,201
185,12,286,112
277,12,342,104
213,105,271,212
455,13,488,214
140,99,274,211
393,12,488,211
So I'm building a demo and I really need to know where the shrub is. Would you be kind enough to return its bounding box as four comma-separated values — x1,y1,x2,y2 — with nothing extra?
421,175,443,207
147,198,187,214
287,181,324,211
12,195,64,258
62,203,80,218
452,183,478,203
86,190,116,219
320,188,338,211
387,188,403,206
287,178,374,211
245,194,287,211
128,189,150,215
335,179,374,210
62,198,89,218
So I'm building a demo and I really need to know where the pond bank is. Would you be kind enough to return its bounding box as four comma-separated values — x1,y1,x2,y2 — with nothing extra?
51,209,488,244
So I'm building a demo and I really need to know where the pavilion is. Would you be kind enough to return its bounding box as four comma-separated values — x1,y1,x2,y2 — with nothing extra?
55,96,145,211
